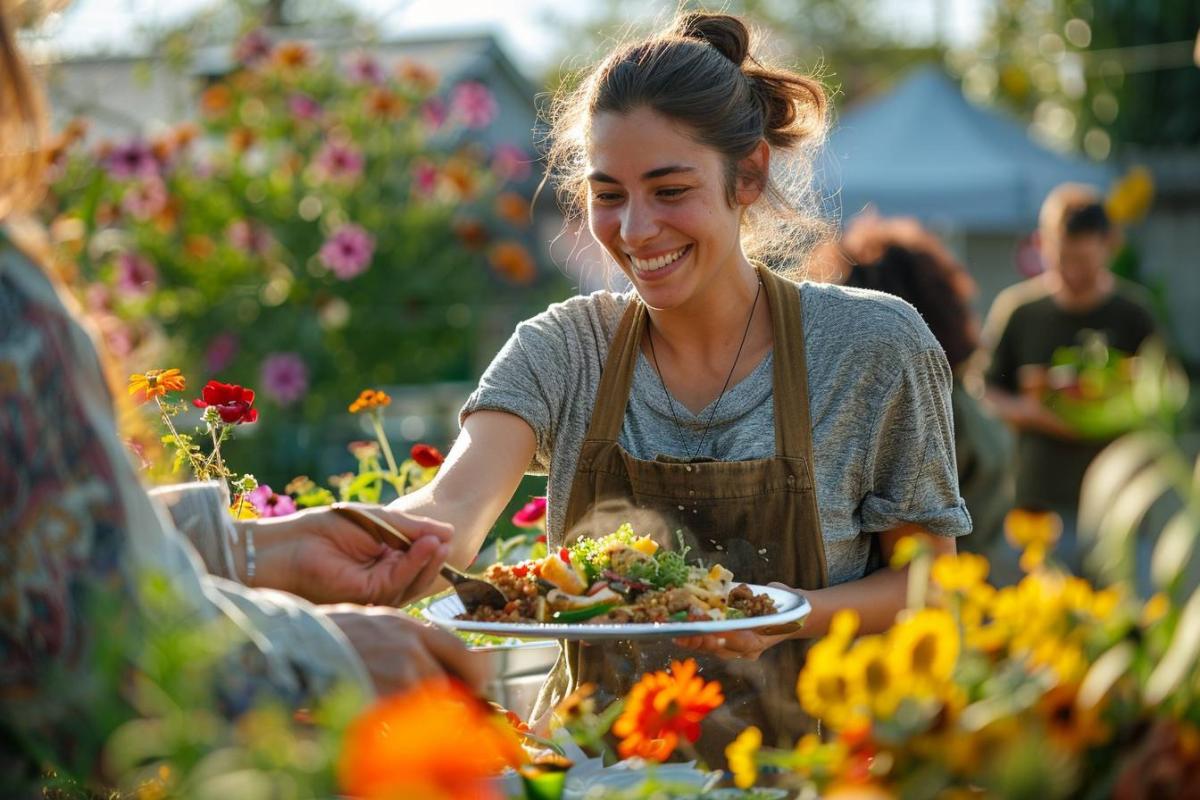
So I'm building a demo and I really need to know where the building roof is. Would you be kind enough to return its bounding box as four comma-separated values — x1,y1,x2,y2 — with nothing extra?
820,66,1114,231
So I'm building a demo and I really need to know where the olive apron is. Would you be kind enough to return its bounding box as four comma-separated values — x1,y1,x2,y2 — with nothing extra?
532,266,829,767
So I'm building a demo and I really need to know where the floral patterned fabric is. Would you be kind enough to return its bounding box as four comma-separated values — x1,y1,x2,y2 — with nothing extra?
0,231,370,786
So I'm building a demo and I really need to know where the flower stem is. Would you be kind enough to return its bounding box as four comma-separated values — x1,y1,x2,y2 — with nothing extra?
156,396,206,479
370,410,400,477
207,426,231,494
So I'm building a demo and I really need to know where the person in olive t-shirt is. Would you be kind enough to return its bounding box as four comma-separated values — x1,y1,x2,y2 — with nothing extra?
981,184,1157,576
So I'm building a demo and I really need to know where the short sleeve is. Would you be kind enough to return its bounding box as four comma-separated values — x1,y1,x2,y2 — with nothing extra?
859,347,973,537
460,309,573,474
982,294,1021,393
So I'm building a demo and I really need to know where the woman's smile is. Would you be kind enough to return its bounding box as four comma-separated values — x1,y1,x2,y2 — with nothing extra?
627,244,692,280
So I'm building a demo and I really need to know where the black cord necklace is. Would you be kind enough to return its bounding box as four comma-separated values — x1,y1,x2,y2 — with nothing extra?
647,277,763,461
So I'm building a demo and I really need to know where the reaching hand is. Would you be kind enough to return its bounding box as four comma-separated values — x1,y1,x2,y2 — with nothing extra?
326,605,493,696
248,504,453,606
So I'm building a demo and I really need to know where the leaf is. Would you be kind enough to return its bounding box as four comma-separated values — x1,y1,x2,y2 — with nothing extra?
1078,641,1135,710
1088,458,1175,584
1145,586,1200,704
1079,432,1172,536
1150,509,1200,590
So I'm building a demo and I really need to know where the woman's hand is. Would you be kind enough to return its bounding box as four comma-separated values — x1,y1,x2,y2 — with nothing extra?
325,605,493,696
674,582,806,660
241,504,453,606
673,628,796,661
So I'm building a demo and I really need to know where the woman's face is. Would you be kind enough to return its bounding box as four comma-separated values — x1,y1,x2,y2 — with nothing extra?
586,107,751,311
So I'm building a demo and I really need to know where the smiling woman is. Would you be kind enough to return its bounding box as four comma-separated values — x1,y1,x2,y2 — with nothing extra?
385,10,971,768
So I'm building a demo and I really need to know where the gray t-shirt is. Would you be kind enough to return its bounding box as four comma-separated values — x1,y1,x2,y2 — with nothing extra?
461,280,971,585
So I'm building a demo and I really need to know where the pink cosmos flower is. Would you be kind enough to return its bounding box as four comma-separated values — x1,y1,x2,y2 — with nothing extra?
288,92,322,122
204,332,239,374
247,484,297,518
259,352,309,407
121,178,168,220
314,140,364,183
412,161,438,196
421,97,447,131
492,143,531,183
227,219,272,255
234,29,273,66
511,496,547,529
115,252,157,294
344,51,385,85
104,139,159,180
319,224,375,280
450,81,497,128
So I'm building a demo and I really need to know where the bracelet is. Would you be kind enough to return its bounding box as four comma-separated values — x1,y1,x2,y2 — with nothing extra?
244,524,257,583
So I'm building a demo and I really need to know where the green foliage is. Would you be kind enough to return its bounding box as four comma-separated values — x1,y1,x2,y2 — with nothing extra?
950,0,1200,155
43,22,564,485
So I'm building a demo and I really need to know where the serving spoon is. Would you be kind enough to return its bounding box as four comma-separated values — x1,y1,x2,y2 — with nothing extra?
331,503,509,612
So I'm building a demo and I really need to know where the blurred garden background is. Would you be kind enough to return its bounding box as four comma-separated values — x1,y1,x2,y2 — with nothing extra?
25,0,1200,504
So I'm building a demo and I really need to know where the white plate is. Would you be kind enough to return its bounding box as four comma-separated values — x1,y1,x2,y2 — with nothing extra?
423,584,811,641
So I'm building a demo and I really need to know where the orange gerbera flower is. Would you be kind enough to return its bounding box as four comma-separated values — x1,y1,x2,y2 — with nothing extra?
348,388,391,414
611,659,724,761
338,681,525,800
365,87,408,120
128,368,186,404
272,41,314,73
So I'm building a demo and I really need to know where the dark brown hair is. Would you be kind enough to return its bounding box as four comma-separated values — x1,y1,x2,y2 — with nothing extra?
836,215,980,370
543,12,830,273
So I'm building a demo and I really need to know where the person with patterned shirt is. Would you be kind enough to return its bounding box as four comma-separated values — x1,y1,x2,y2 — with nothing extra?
0,4,486,790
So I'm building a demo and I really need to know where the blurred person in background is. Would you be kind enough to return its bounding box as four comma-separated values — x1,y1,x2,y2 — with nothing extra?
980,183,1158,579
0,2,485,790
816,213,1014,562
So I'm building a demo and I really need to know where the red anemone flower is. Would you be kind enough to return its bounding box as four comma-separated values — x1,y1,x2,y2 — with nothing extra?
193,380,259,424
411,443,445,468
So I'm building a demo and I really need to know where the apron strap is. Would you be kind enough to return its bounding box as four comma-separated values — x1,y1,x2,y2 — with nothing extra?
758,265,813,461
584,296,646,444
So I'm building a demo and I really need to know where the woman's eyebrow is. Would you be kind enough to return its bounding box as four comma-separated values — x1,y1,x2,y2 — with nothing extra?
587,165,697,183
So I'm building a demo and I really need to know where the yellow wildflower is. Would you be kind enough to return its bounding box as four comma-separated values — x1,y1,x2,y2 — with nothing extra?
1105,165,1154,224
931,552,989,594
1142,592,1169,627
889,535,923,568
725,726,761,789
1004,509,1062,572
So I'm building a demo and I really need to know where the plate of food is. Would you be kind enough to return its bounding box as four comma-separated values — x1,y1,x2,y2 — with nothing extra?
423,525,811,641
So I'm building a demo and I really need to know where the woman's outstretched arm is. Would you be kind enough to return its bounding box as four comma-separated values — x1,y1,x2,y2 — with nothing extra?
387,409,537,575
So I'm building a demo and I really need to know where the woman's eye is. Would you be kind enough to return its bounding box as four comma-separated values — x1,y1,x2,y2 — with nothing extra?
592,192,623,203
657,187,688,199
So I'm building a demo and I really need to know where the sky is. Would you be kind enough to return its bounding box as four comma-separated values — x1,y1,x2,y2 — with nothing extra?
34,0,987,76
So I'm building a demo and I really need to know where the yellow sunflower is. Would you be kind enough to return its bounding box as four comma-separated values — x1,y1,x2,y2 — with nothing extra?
797,636,861,730
888,608,960,694
844,634,901,719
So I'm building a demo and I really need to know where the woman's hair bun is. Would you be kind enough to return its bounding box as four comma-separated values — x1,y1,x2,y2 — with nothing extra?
673,12,750,66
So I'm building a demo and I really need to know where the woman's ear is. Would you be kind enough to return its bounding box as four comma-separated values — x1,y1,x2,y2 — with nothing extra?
734,140,770,206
